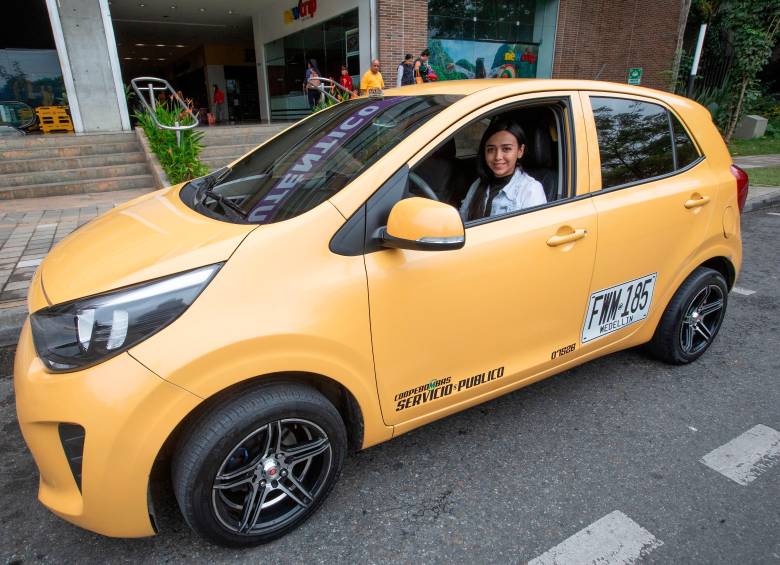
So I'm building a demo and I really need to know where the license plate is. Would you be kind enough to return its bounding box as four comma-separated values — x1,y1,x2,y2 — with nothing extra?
581,273,657,343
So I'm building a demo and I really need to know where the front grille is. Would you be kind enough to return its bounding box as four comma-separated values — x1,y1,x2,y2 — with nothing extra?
58,423,85,491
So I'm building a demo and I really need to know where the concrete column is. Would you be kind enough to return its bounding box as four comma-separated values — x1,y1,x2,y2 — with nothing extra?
46,0,130,133
534,0,559,79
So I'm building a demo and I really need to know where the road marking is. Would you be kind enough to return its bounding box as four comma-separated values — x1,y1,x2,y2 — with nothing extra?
732,286,756,296
700,424,780,486
767,212,780,216
528,510,663,565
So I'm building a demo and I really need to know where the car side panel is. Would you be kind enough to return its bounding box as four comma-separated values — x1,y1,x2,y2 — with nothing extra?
129,203,393,449
576,91,729,352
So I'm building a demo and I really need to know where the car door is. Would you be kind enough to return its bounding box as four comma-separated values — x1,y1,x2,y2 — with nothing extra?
363,92,598,427
578,92,715,352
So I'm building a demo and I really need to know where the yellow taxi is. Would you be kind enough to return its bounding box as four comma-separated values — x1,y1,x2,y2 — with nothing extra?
14,80,748,547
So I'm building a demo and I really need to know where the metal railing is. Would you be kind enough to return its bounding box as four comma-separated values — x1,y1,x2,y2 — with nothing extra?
305,77,356,105
0,101,36,133
130,76,198,146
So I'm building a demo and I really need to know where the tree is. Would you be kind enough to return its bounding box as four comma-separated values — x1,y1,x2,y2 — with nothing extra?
719,0,780,142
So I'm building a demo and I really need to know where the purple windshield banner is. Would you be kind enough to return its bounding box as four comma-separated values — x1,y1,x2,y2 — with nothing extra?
247,97,406,222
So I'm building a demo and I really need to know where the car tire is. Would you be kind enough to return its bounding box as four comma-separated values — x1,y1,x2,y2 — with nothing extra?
646,267,728,365
172,382,346,547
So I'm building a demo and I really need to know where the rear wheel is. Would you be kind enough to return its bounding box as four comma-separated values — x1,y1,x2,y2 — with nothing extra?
172,383,346,547
646,267,728,364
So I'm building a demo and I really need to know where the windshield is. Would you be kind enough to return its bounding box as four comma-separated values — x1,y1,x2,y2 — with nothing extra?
185,95,460,224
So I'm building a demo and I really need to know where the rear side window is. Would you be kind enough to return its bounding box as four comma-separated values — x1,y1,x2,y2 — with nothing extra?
671,114,700,169
591,97,674,189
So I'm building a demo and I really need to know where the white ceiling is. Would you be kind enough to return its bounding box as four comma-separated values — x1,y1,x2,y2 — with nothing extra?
108,0,277,48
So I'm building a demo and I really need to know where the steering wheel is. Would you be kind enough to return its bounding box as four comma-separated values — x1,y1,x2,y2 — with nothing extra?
408,172,439,201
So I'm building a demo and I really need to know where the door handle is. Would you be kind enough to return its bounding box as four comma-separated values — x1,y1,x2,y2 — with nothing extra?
546,228,587,247
684,195,711,209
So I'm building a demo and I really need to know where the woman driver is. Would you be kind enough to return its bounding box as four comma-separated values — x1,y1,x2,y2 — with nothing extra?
459,119,546,222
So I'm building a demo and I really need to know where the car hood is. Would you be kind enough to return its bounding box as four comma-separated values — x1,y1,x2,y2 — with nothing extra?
40,185,256,306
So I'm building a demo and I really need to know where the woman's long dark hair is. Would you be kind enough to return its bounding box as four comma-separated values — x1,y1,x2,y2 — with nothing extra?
468,119,527,221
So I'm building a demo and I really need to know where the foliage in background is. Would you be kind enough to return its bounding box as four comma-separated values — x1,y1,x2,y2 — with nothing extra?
311,90,348,113
681,0,780,142
718,0,780,142
134,102,208,184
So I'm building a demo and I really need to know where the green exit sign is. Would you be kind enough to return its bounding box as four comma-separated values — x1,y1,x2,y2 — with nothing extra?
628,68,643,85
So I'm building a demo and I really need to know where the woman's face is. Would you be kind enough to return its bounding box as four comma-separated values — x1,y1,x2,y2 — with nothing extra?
341,68,348,75
484,130,524,178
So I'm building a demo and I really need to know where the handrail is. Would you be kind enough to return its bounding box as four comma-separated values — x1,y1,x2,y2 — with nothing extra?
130,76,198,145
0,101,36,131
305,77,355,104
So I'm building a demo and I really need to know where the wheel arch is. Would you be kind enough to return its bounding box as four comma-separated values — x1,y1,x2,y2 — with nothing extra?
699,255,736,290
147,372,365,532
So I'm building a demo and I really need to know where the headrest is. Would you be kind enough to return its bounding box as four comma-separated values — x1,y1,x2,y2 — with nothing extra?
526,124,553,169
432,137,456,160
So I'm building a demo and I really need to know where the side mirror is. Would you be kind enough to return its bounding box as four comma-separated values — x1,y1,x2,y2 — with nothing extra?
375,197,465,251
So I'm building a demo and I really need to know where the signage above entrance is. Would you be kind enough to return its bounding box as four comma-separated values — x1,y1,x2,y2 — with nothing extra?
284,0,317,24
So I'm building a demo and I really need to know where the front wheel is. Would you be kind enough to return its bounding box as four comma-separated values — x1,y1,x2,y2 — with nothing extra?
646,267,728,364
172,383,346,547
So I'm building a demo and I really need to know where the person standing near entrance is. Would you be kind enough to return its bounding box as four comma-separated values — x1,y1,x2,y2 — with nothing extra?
396,54,414,87
360,59,384,94
212,84,226,123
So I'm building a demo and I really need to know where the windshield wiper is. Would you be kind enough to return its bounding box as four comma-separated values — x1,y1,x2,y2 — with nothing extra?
192,167,247,219
201,188,247,219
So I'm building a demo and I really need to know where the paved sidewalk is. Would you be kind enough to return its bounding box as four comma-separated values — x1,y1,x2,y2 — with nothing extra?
1,174,779,346
732,153,780,169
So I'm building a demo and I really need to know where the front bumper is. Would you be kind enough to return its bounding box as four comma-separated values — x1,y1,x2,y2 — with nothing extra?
13,319,202,537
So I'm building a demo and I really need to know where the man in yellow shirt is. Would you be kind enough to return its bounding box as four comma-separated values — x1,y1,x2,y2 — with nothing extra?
360,59,384,94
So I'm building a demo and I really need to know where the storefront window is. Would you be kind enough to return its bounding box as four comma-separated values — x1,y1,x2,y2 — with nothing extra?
0,49,66,107
428,0,540,80
265,9,359,121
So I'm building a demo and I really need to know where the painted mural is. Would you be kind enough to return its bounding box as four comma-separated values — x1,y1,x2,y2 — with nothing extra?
429,39,539,81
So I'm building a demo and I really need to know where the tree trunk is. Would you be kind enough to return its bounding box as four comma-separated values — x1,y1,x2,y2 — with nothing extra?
724,76,749,144
670,0,693,91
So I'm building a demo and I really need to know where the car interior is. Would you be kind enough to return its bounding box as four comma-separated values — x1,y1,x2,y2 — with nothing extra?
409,101,570,215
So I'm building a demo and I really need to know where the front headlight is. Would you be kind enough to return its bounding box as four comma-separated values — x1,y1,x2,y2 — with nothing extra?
31,263,222,372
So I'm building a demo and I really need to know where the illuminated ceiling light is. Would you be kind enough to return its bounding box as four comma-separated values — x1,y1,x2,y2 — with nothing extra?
140,57,149,60
175,44,186,47
123,57,133,60
170,5,176,9
156,44,166,47
135,43,146,46
138,2,145,6
157,57,166,61
228,9,233,14
199,7,206,12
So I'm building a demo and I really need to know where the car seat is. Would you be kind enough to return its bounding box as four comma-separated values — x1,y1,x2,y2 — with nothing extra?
522,123,559,202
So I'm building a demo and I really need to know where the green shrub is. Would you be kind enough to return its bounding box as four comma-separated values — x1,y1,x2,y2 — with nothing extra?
134,102,208,184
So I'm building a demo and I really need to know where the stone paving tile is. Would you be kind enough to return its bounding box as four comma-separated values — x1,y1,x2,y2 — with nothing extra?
0,288,28,301
3,281,31,292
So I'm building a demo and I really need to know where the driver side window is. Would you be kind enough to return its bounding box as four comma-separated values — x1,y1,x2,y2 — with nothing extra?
407,99,572,224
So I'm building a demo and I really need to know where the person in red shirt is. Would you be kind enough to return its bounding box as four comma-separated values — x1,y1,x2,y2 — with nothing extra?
212,84,226,123
338,65,355,98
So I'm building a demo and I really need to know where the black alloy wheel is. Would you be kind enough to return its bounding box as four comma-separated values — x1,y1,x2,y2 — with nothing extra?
646,267,728,364
172,383,347,547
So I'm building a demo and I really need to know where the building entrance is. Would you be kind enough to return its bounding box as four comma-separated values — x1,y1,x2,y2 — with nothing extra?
264,9,359,121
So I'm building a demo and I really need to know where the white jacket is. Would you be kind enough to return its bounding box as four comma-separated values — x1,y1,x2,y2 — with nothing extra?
459,168,546,221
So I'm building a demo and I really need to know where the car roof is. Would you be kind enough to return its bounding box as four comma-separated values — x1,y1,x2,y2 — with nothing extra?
382,79,692,107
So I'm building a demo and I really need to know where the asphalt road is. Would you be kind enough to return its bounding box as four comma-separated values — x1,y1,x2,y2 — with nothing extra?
1,206,779,564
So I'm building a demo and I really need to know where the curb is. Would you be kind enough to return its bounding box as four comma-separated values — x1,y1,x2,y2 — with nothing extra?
135,126,171,189
744,188,780,213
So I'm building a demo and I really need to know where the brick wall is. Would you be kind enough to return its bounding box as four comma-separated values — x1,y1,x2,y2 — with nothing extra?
552,0,684,91
377,0,428,87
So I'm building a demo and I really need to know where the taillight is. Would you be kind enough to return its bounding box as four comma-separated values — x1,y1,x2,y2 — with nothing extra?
730,164,749,213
